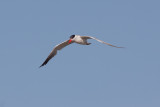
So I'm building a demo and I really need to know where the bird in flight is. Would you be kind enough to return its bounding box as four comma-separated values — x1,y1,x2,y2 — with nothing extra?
40,35,123,67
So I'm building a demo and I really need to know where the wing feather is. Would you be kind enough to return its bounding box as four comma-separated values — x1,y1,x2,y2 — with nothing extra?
40,40,72,67
81,36,123,48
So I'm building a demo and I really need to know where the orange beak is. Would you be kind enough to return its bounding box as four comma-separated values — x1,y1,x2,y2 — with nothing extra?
68,39,72,44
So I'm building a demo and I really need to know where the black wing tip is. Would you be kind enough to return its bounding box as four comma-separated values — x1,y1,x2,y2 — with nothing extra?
39,61,48,68
39,65,44,68
39,64,44,68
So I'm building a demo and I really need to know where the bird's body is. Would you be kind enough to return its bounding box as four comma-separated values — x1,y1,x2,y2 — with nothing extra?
72,35,89,45
40,35,123,67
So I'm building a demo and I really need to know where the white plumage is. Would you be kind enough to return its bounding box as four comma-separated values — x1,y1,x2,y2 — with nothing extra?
40,35,123,67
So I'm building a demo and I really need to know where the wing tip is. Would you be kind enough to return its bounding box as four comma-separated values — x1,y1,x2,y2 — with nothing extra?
39,64,44,68
116,46,125,48
39,61,48,68
39,65,43,68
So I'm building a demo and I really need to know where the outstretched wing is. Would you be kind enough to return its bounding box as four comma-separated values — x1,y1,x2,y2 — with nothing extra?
40,40,73,67
81,36,124,48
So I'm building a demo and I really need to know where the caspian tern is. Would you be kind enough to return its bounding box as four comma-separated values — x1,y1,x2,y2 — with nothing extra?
40,35,123,67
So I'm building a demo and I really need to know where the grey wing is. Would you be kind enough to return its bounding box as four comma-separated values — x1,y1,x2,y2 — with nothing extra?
40,40,72,67
81,36,123,48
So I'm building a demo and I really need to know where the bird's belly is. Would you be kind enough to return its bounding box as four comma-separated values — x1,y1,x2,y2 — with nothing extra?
76,42,86,45
75,40,86,45
74,38,86,44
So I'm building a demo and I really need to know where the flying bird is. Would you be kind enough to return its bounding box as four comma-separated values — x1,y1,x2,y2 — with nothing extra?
40,35,123,67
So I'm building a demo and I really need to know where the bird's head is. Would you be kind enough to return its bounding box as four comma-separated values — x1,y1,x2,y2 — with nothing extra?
68,35,75,44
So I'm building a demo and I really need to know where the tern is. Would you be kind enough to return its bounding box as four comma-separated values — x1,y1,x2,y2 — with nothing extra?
40,35,123,67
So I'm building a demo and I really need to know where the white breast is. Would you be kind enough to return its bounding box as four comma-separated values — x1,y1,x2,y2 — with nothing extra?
73,35,85,44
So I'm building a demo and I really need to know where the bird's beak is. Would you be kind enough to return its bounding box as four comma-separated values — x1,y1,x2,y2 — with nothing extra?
68,39,72,44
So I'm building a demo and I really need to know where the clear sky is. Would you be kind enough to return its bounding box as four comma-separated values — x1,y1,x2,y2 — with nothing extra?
0,0,160,107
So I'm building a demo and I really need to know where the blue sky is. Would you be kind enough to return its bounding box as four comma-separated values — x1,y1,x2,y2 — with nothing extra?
0,0,160,107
